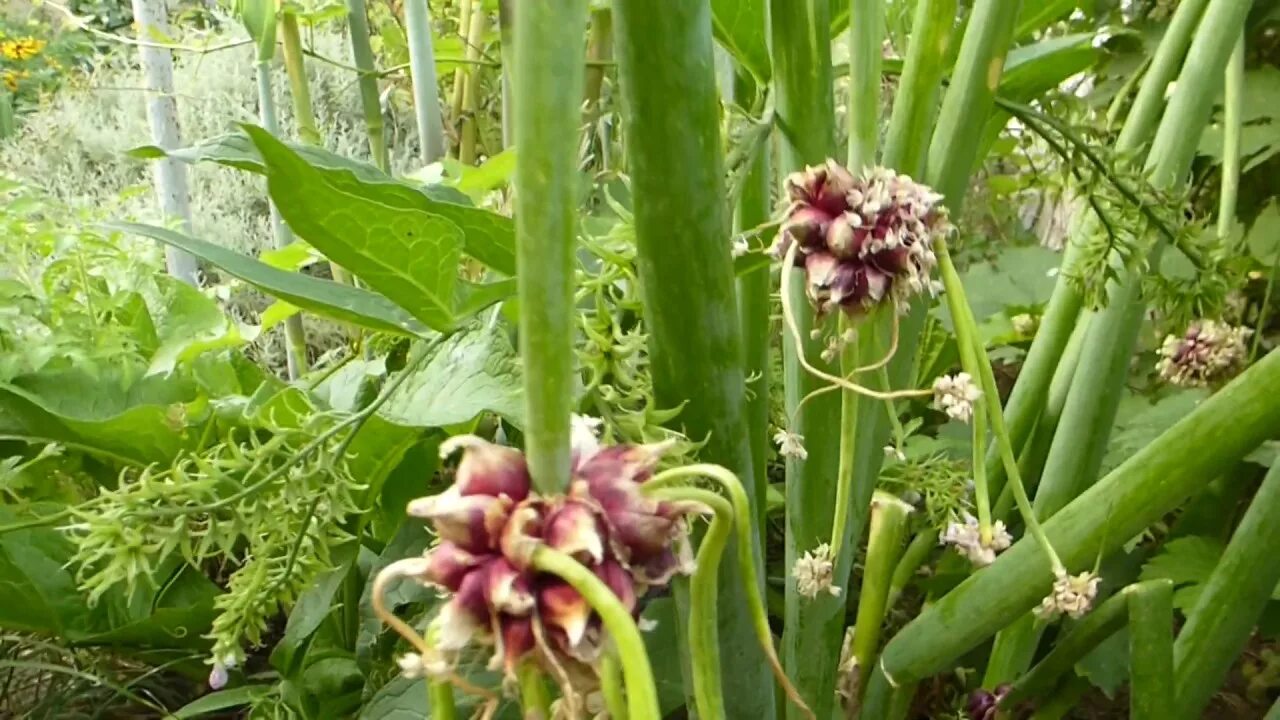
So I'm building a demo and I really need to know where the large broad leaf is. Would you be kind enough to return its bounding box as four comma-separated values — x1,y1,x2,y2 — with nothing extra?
977,32,1106,159
0,505,217,646
377,327,525,430
172,686,274,718
1014,0,1081,40
246,127,464,331
1102,389,1210,474
0,368,198,464
147,275,247,376
712,0,770,82
1001,33,1103,100
130,132,517,276
105,222,432,338
1199,67,1280,173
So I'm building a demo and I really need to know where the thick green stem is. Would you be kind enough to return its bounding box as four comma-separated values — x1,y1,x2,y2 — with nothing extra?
344,0,389,171
734,72,773,535
1001,582,1133,707
882,0,954,176
600,652,627,720
877,348,1280,685
1218,33,1244,240
278,12,321,147
404,0,447,163
851,493,912,700
887,529,936,609
449,0,472,152
981,0,1211,505
429,680,458,720
612,3,773,716
512,0,588,494
1173,461,1280,719
458,3,488,165
827,317,864,563
1028,675,1091,720
530,547,658,718
1036,0,1251,526
277,8,352,287
516,660,550,720
846,0,883,169
649,486,733,720
985,0,1249,681
1128,579,1175,720
769,4,844,715
254,58,309,380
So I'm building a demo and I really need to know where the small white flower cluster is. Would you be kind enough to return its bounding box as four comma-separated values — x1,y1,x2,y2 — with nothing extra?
774,429,808,459
731,236,750,258
820,328,858,363
1035,570,1100,621
1157,320,1253,387
396,651,449,679
793,543,841,599
940,513,1012,567
1011,313,1037,336
932,372,982,423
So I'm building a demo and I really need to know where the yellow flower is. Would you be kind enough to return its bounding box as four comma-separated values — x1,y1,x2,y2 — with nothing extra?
2,69,29,92
1,37,45,61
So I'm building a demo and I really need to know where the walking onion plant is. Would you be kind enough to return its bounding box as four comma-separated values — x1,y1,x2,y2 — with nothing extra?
57,0,1280,717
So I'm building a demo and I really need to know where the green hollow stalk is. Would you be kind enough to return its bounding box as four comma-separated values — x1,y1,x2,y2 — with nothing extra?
1000,582,1134,707
881,0,953,176
600,652,627,720
986,0,1247,680
1128,579,1175,720
429,680,458,720
610,4,774,716
529,547,658,718
457,3,488,165
872,347,1280,686
846,0,883,169
981,0,1211,504
1218,33,1244,240
253,39,309,380
497,0,514,150
648,486,734,720
824,0,884,570
850,493,912,699
769,2,845,714
512,0,588,494
1268,697,1280,720
404,0,447,164
886,529,936,609
734,71,772,535
516,659,551,720
278,7,353,287
1173,461,1280,719
344,0,389,171
449,0,473,150
1034,0,1252,532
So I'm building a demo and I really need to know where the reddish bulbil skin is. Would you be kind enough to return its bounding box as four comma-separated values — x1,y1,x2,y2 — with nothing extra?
773,159,951,317
404,436,702,677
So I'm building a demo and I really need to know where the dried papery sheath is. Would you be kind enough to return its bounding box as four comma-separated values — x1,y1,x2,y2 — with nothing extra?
393,432,703,686
773,160,951,316
1157,319,1252,387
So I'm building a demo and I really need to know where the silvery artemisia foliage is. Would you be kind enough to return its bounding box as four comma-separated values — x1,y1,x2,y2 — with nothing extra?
774,160,951,316
399,428,704,681
69,397,364,672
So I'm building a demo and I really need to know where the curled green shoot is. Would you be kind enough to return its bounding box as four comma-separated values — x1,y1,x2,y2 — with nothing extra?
528,546,660,719
645,464,815,719
646,486,734,720
600,651,628,720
